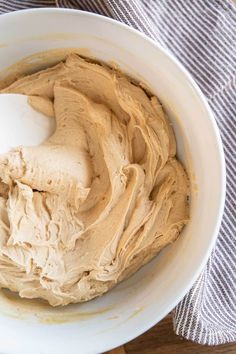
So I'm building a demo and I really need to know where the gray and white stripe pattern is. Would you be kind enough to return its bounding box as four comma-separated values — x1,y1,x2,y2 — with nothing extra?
0,0,235,346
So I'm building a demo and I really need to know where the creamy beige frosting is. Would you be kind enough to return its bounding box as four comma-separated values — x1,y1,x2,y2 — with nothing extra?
0,54,189,306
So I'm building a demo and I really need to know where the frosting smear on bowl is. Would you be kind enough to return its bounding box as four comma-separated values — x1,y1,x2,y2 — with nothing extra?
0,54,189,306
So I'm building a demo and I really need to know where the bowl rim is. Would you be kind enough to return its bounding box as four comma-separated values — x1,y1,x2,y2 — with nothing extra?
0,7,226,353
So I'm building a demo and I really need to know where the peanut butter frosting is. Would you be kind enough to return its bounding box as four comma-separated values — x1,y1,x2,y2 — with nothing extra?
0,54,189,306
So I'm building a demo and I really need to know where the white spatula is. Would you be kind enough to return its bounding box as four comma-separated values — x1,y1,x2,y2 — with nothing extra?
0,94,55,154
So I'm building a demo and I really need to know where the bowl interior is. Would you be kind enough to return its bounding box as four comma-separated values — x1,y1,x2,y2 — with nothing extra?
0,9,225,354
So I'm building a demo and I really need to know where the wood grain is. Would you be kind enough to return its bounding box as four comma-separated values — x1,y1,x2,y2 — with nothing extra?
106,314,236,354
106,347,126,354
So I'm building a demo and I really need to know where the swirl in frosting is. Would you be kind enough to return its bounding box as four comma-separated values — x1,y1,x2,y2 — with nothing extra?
0,54,189,306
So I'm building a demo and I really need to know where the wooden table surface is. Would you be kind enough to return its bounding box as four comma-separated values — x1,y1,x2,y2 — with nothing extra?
106,313,236,354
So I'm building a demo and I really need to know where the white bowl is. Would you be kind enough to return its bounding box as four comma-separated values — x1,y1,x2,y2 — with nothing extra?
0,9,225,354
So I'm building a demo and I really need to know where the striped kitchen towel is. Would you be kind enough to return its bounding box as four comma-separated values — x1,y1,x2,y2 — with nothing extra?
0,0,235,346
